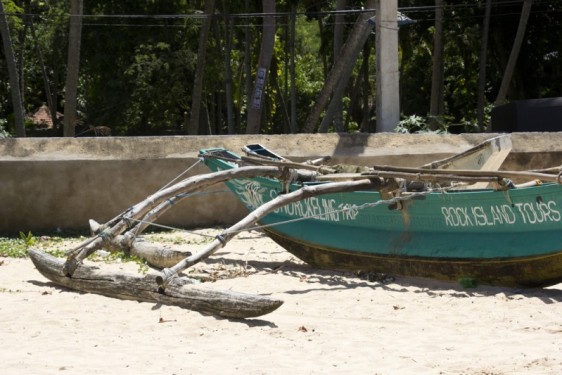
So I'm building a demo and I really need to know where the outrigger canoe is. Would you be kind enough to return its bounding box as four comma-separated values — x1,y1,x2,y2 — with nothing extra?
27,136,562,319
199,143,562,288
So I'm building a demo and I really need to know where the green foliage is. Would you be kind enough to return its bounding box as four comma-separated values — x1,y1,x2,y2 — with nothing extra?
0,232,37,257
458,277,478,289
1,1,562,135
0,237,28,258
396,114,454,134
1,0,24,30
146,231,213,246
120,42,191,134
0,232,63,258
19,231,36,247
102,251,149,275
0,232,148,274
0,119,10,138
396,115,427,134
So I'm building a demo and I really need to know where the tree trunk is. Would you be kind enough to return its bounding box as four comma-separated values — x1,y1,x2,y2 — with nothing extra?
30,21,57,127
361,42,372,132
493,0,533,107
429,0,445,130
302,0,376,133
243,0,252,134
0,1,25,137
18,1,29,113
289,5,297,133
477,0,492,132
189,0,215,135
317,17,328,79
331,0,347,132
270,54,291,133
63,0,83,137
222,9,235,134
246,0,276,134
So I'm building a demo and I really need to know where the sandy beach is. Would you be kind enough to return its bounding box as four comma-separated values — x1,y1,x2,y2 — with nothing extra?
1,229,561,374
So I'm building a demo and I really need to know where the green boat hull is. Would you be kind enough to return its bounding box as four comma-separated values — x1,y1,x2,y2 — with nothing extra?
264,229,562,287
201,149,562,287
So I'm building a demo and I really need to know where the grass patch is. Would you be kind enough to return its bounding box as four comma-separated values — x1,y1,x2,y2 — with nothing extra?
144,230,214,246
0,233,149,274
0,229,208,275
0,232,83,258
0,237,28,258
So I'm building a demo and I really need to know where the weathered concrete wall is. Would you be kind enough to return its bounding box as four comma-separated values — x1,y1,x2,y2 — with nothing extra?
1,133,561,234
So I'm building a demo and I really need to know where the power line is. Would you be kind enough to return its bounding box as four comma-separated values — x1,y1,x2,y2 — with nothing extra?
1,0,560,21
1,0,559,29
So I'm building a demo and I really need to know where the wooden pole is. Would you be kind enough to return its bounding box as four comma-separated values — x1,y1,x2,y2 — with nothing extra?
63,166,285,276
371,165,560,183
156,178,378,288
375,0,400,132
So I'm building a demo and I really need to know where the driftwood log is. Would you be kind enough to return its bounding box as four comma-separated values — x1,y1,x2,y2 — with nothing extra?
29,249,283,319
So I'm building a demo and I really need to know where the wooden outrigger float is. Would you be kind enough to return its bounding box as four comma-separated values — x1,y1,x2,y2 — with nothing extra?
29,135,562,318
29,166,291,319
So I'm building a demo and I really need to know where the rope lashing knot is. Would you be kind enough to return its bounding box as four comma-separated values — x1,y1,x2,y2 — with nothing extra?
216,234,227,247
98,230,112,242
156,268,178,290
123,216,134,229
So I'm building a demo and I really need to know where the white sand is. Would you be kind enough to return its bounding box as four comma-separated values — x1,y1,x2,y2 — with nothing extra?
1,230,561,374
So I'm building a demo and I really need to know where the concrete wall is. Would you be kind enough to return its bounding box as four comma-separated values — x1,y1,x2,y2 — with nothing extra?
1,133,561,234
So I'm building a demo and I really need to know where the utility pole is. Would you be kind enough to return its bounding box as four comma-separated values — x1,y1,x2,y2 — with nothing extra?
375,0,400,132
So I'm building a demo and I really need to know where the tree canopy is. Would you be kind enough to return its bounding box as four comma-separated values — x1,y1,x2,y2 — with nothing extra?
0,0,561,136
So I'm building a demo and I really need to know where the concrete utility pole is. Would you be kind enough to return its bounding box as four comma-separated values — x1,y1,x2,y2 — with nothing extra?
375,0,400,132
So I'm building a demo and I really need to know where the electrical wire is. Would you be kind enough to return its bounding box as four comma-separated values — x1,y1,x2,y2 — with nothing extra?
1,0,560,22
1,0,560,30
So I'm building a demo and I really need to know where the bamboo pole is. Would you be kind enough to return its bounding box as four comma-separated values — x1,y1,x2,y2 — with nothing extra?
316,171,499,185
371,165,561,183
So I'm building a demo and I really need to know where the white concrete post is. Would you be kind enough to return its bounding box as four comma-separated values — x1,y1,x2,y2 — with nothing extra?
375,0,400,132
